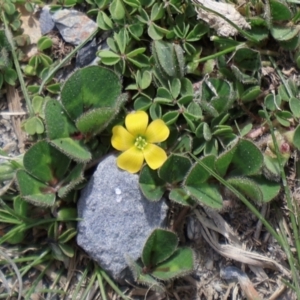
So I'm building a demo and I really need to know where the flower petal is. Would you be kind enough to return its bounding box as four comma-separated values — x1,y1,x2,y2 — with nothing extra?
145,119,170,143
117,147,144,173
111,125,134,151
125,111,148,136
143,144,167,170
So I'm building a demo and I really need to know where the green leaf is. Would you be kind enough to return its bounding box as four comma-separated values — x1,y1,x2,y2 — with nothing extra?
114,29,127,54
97,11,113,30
203,122,212,141
270,0,292,21
184,155,215,184
32,96,44,114
162,111,179,125
227,176,263,203
127,258,165,292
58,243,74,258
289,97,300,118
171,134,192,153
139,165,165,201
142,229,178,267
13,196,28,217
127,47,146,58
187,102,202,119
58,228,77,244
152,40,184,79
76,107,116,136
169,78,181,99
251,176,281,202
215,142,238,177
134,96,152,111
45,99,77,140
3,2,15,15
16,170,56,206
46,83,61,94
23,140,70,184
61,66,122,120
275,111,291,127
231,139,263,175
241,86,261,103
148,24,164,40
49,138,91,163
293,125,300,150
57,207,77,221
158,154,192,183
233,48,261,71
184,181,222,209
24,116,44,135
149,103,162,119
169,188,195,206
37,36,53,51
271,25,300,41
98,50,121,65
4,68,17,85
264,155,281,178
109,0,125,20
264,93,281,111
152,248,194,280
58,163,85,198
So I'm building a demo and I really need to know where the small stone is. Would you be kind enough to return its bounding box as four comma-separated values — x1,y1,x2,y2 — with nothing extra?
77,154,168,282
52,9,98,45
39,6,55,35
76,39,99,68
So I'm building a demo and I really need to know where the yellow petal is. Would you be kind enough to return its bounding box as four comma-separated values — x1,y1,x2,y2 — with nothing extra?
125,111,148,136
117,147,144,173
145,119,170,143
111,125,134,151
143,144,167,170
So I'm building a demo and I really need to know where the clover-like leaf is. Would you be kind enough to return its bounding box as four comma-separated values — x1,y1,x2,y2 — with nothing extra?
169,188,195,206
44,99,91,162
215,141,238,177
16,169,56,206
139,165,165,201
57,163,85,198
251,176,281,202
158,154,192,184
142,229,178,268
226,176,263,203
23,140,70,184
289,97,300,118
184,182,223,209
231,139,263,176
151,247,194,280
269,0,292,21
61,66,122,120
126,256,165,292
184,155,216,184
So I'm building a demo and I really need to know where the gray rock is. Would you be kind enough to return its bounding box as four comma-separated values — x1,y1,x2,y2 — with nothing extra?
52,9,98,45
76,39,98,68
77,154,168,282
39,6,55,35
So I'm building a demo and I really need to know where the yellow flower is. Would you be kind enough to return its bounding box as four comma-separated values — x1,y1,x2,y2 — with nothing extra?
111,111,170,173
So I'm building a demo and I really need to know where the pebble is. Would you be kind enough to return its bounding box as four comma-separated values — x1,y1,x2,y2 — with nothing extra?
77,154,168,282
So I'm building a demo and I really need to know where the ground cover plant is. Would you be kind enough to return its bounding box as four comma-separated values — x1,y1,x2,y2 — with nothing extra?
1,0,300,298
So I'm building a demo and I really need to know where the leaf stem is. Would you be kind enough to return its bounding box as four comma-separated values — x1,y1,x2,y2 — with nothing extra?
194,46,237,63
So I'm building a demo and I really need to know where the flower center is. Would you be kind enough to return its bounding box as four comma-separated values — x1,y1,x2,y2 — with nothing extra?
135,136,147,150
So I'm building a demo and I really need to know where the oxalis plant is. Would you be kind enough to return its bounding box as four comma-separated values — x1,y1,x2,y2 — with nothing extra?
1,0,300,298
126,229,195,292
